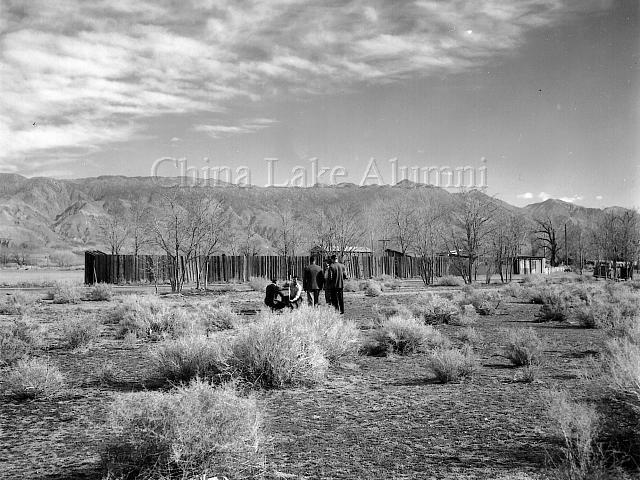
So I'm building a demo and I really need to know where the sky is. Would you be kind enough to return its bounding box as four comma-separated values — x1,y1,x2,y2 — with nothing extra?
0,0,638,207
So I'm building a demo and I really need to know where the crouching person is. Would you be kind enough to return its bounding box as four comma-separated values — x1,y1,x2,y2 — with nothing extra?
264,278,286,311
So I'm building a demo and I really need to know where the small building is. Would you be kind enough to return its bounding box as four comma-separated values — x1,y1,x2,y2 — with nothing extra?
309,245,372,257
513,255,545,275
384,247,413,258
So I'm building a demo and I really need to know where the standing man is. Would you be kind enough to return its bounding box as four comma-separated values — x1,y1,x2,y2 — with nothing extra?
303,257,324,306
323,259,333,306
328,254,347,314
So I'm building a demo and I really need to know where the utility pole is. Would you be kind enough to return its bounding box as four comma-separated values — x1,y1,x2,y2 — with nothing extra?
564,223,567,267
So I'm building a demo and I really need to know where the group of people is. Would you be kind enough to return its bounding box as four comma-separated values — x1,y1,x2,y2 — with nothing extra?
264,255,347,314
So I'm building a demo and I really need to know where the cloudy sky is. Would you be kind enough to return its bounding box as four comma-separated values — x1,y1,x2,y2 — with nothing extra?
1,0,638,207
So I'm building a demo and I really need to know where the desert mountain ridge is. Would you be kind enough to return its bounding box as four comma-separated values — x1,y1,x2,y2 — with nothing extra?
0,173,628,254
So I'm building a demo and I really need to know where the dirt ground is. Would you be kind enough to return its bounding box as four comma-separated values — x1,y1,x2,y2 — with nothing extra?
0,283,606,480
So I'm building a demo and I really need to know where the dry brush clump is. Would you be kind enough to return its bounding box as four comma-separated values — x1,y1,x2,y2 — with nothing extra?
459,290,503,315
449,304,480,326
2,357,67,400
111,295,198,340
87,283,114,301
427,346,478,383
60,317,102,349
503,328,545,366
0,317,43,366
457,326,483,346
0,291,38,315
411,294,461,325
363,279,383,297
375,274,401,291
435,275,464,287
191,302,238,334
366,314,449,356
230,307,359,388
151,334,231,383
49,281,83,304
103,380,264,480
248,276,270,292
372,301,413,325
546,390,602,479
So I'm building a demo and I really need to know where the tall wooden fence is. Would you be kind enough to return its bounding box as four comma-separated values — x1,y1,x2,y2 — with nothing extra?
85,252,454,285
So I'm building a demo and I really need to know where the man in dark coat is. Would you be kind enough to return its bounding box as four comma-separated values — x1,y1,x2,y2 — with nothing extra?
323,259,333,307
328,255,347,314
264,278,286,311
303,257,324,306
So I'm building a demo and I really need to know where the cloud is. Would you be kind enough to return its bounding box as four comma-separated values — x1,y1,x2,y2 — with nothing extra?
194,118,278,139
596,195,603,201
0,0,613,170
517,192,534,199
538,192,551,201
559,195,584,203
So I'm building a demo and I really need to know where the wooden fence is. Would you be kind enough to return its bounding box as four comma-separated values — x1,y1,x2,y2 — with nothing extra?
85,252,454,285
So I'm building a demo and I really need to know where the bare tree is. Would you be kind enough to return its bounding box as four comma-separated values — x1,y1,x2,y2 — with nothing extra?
410,197,446,285
127,198,152,255
235,213,264,256
98,207,128,255
310,203,365,258
150,187,228,292
592,209,640,278
446,191,498,284
534,215,562,267
380,194,417,255
490,213,527,283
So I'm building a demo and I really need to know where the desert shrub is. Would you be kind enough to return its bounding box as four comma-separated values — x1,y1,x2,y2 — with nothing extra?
371,315,447,355
526,285,556,305
546,390,600,478
504,328,545,366
2,357,66,400
457,327,482,346
522,274,547,285
514,365,539,383
0,291,37,315
502,282,523,299
231,318,328,388
363,280,383,297
248,276,270,292
193,303,237,333
103,380,264,480
276,306,360,363
96,361,118,386
60,317,102,349
574,302,606,329
122,331,137,349
376,275,401,291
536,298,570,322
0,318,42,366
343,278,367,292
87,283,114,301
372,301,413,325
449,304,479,326
605,337,640,409
461,284,475,295
412,295,460,325
428,346,478,383
436,275,464,287
152,334,230,383
460,290,503,315
50,281,83,304
112,295,197,340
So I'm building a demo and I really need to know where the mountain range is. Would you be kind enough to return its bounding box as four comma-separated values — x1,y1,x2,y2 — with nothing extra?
0,173,625,255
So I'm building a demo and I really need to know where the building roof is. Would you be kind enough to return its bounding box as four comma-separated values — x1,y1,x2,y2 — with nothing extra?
310,245,373,254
